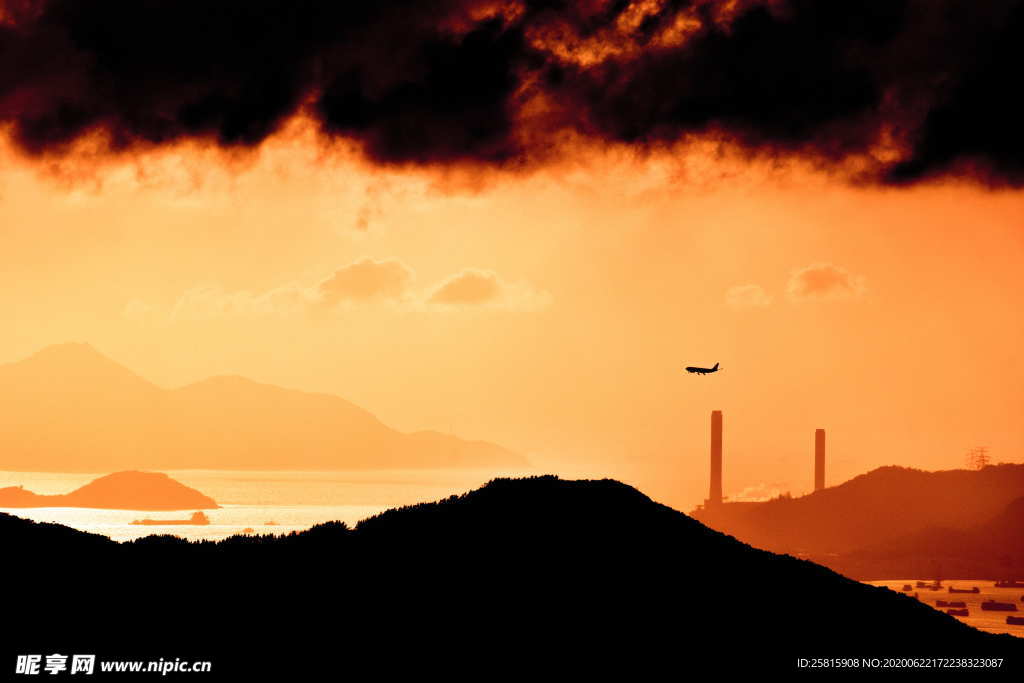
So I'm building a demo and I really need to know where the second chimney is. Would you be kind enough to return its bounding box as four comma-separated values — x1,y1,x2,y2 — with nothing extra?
814,428,826,491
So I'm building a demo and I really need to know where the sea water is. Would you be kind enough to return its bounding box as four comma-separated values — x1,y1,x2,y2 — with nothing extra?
0,468,534,542
868,580,1024,639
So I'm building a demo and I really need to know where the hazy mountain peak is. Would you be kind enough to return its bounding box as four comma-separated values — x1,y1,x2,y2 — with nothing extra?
0,343,526,471
1,342,157,392
27,341,106,363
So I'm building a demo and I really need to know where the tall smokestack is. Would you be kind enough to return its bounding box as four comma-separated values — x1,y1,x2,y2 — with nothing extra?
710,410,723,505
815,428,826,491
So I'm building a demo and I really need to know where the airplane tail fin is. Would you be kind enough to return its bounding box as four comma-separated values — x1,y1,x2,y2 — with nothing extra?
712,362,719,370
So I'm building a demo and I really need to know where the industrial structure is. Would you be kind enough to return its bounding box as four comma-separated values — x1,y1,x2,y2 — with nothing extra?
815,428,826,491
706,410,723,508
700,410,827,510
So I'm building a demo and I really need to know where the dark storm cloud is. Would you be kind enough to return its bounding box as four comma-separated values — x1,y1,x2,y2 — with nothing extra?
2,0,1024,185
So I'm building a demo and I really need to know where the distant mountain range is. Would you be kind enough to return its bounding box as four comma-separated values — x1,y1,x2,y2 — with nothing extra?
693,464,1024,578
0,343,526,471
827,495,1024,580
4,476,1020,677
0,471,218,510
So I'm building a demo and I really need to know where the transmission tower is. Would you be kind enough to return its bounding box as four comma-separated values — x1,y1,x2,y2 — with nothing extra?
965,446,990,470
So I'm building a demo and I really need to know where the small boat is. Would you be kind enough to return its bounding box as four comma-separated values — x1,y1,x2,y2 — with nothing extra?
936,600,950,607
916,581,930,588
901,584,913,592
981,600,1018,612
946,608,969,617
1007,616,1024,626
949,586,980,594
994,580,1024,588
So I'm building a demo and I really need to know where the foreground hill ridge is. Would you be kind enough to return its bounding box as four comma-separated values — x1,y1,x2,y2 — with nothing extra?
0,342,526,471
5,476,1021,676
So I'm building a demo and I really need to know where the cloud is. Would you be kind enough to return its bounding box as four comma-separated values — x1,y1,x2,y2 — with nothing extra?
428,269,502,305
426,269,551,311
168,284,317,321
317,258,414,304
787,264,866,301
4,1,1024,186
122,298,155,322
125,262,549,322
725,284,773,308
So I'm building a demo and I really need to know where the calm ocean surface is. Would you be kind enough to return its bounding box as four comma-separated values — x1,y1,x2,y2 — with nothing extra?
0,468,536,542
867,580,1023,639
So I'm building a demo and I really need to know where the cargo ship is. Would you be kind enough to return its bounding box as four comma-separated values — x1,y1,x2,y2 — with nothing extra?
131,511,210,526
980,600,1018,612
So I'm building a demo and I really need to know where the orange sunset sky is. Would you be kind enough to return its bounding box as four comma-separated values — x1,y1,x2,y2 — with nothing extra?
3,0,1024,513
2,129,1022,512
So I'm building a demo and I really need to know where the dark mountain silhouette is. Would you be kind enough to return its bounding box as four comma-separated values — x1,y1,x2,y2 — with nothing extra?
0,471,218,510
0,510,116,552
826,496,1024,580
0,343,526,471
693,464,1024,557
4,477,1021,679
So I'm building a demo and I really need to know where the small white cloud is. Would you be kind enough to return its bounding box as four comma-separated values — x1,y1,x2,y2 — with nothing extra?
317,257,414,304
425,269,551,312
787,263,865,301
429,269,502,305
725,284,773,308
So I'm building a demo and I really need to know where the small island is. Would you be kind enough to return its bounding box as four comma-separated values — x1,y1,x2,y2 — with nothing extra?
0,471,219,510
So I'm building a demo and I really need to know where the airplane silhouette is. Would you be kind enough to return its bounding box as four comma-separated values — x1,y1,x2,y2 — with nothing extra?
685,362,720,375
